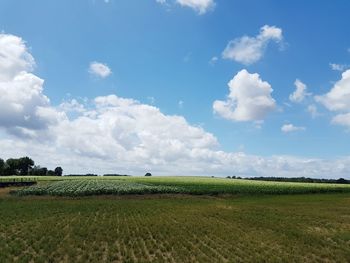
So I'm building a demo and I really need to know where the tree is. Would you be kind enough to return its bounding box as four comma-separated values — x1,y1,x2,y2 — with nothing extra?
5,158,20,175
54,167,63,176
145,172,152,177
18,157,34,175
0,158,4,175
337,178,349,184
47,170,55,176
30,166,48,176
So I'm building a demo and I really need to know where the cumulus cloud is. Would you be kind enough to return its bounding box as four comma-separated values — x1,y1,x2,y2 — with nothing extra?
315,69,350,128
0,34,65,138
213,69,276,122
222,25,283,65
281,124,305,133
176,0,215,14
289,79,310,103
89,62,112,78
316,70,350,112
331,113,350,127
0,34,35,81
2,32,350,178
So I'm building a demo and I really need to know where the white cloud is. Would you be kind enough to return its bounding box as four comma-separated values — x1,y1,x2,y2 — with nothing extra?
176,0,215,14
2,32,350,178
59,99,86,113
156,0,167,4
315,69,350,128
281,124,305,133
0,34,65,138
178,100,184,109
331,113,350,128
222,25,283,65
307,104,319,118
289,79,310,103
315,70,350,112
213,69,276,122
0,34,35,81
330,63,348,71
89,62,112,78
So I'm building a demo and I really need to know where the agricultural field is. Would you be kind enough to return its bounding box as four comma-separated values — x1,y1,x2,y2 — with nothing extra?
1,176,350,262
12,179,182,197
0,191,350,262
6,176,350,196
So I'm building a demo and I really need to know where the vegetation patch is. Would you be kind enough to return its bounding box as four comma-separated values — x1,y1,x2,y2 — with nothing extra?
11,180,183,197
1,194,350,262
10,176,350,197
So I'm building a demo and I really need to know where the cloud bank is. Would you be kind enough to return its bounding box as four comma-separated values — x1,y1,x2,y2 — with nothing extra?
1,33,350,178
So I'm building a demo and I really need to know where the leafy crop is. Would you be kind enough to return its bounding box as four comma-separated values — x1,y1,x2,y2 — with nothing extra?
119,176,350,195
12,180,182,197
11,176,350,197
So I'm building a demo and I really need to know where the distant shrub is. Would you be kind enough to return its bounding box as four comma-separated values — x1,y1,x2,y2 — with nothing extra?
248,176,350,184
103,174,130,177
47,170,55,176
65,174,98,177
145,173,152,177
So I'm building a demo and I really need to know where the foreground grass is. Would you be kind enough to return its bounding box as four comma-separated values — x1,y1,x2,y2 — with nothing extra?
0,193,349,262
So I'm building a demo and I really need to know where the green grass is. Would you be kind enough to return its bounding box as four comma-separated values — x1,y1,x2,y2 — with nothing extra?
0,193,349,262
8,176,350,196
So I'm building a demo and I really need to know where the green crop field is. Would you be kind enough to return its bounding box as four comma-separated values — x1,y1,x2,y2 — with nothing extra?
1,176,350,262
6,176,350,196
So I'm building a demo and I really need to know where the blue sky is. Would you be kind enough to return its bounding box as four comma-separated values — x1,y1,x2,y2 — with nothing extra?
1,0,350,177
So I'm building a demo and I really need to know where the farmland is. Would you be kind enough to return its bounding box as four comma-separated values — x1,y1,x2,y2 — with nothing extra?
1,176,350,262
6,176,350,196
1,192,350,262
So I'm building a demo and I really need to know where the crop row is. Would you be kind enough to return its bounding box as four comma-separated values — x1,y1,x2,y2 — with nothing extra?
11,177,350,197
12,180,183,197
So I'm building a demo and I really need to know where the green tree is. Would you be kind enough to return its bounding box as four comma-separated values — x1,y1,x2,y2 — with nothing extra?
5,158,20,175
145,172,152,177
31,166,48,176
18,157,35,175
0,158,5,175
47,170,55,176
54,167,63,176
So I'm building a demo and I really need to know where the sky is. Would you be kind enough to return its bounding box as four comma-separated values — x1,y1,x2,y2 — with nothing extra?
1,0,350,178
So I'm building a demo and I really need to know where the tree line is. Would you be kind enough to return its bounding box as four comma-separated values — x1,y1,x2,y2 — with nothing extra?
0,157,63,176
246,176,349,184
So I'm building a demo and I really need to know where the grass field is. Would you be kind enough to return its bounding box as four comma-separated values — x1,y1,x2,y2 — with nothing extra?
1,176,350,262
0,192,350,262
